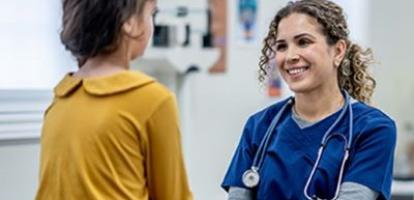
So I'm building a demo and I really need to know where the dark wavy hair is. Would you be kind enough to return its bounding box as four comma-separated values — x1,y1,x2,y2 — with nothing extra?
259,0,375,103
60,0,150,66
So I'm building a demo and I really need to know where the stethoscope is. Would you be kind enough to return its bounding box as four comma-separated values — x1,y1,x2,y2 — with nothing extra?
242,92,354,200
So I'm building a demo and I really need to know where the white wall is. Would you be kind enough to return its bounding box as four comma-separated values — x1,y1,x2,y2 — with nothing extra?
368,0,414,156
333,0,370,47
0,143,39,200
0,0,75,89
0,1,73,200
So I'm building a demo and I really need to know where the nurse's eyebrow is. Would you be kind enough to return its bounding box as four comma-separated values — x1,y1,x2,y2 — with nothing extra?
275,39,285,44
293,33,316,40
275,33,316,44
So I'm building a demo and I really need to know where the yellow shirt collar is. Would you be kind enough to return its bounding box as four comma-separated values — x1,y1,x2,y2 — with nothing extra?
54,71,154,97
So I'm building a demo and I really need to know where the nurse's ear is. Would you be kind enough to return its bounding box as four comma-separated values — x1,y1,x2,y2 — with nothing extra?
333,39,347,67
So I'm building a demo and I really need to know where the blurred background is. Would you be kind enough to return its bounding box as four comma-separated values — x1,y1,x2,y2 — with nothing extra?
0,0,413,199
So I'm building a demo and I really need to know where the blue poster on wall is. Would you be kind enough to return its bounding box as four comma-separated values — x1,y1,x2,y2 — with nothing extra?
237,0,258,45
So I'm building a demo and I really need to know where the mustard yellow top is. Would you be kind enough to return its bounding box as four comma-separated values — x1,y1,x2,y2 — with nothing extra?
36,71,193,200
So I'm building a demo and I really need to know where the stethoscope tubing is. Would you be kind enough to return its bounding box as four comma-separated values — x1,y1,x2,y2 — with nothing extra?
252,99,293,169
244,92,354,200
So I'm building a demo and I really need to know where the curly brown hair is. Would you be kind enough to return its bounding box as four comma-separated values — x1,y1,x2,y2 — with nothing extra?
259,0,375,103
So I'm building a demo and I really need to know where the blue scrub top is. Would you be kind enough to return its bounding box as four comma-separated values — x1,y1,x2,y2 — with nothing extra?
222,98,396,200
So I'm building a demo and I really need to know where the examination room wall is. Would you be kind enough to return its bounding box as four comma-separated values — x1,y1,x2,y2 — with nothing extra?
368,0,414,174
0,0,413,200
0,1,74,200
182,1,288,199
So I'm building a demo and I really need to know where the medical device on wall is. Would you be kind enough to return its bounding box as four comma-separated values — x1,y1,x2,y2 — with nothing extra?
133,2,218,73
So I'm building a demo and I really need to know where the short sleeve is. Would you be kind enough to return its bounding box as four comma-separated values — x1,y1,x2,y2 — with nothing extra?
343,113,397,200
222,116,257,191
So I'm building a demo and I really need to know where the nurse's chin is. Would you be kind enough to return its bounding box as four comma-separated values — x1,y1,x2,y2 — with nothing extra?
286,83,315,95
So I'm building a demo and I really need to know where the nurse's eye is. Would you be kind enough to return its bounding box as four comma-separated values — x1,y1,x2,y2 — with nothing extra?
275,43,287,52
297,38,312,47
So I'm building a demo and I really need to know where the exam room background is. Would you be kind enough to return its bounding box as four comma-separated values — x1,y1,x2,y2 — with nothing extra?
0,0,413,199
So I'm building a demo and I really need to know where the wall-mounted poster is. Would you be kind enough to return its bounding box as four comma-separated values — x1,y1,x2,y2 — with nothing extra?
237,0,258,45
267,59,282,98
208,0,228,74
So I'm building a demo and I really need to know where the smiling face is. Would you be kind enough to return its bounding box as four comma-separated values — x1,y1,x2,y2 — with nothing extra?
275,13,340,94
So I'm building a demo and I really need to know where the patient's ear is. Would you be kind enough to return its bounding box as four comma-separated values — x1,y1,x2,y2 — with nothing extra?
122,16,143,38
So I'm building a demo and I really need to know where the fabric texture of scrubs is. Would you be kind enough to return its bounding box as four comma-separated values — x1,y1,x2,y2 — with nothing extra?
222,98,396,200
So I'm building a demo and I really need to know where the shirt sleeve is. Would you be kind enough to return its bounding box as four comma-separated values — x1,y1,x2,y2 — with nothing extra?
337,182,379,200
222,116,257,191
343,113,397,200
145,95,193,200
228,187,254,200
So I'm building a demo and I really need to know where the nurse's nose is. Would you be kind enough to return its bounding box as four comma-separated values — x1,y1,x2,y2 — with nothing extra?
286,47,300,64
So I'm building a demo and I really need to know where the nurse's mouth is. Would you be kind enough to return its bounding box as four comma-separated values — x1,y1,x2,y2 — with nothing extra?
286,66,310,76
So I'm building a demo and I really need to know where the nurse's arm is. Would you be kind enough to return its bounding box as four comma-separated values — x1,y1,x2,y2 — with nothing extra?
228,187,254,200
337,182,378,200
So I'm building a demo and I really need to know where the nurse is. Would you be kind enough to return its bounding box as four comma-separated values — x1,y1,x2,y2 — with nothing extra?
222,0,396,200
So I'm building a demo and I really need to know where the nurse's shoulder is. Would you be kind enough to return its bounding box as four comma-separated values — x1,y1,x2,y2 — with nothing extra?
351,101,396,145
352,102,396,128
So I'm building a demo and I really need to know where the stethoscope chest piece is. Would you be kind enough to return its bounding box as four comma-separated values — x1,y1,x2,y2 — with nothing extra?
242,168,260,188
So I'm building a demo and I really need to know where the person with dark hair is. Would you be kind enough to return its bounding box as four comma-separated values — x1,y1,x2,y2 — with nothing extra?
35,0,193,199
222,0,396,199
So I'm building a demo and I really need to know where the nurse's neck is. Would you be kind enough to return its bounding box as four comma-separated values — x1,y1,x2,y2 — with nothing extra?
293,88,344,123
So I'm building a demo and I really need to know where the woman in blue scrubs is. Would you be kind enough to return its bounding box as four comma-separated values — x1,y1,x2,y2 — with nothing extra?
222,0,396,199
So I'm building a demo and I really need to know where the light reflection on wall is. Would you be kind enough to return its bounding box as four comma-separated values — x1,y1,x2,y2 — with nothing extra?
0,1,75,89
